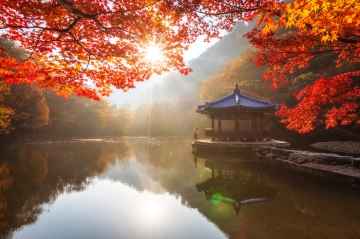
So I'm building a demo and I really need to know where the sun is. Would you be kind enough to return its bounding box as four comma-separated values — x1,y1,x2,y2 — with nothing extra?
143,43,165,64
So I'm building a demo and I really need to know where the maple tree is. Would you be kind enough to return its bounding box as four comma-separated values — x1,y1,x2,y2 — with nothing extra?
244,0,360,133
0,0,270,97
0,0,195,99
0,0,359,133
277,71,360,133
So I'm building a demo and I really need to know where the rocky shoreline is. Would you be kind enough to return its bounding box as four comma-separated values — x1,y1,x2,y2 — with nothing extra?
311,141,360,156
256,145,360,184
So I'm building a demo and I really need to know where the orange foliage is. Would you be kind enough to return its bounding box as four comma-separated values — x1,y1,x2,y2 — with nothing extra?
0,0,359,133
277,71,360,133
0,0,272,100
246,0,360,87
0,0,200,98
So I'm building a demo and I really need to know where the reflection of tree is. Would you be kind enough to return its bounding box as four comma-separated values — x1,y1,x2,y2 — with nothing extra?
0,163,12,232
131,138,201,193
17,148,49,185
0,141,129,238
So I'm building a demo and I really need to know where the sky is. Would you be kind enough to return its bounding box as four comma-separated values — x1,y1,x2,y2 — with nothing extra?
107,38,220,108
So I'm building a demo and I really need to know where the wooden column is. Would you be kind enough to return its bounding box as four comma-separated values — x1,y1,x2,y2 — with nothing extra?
259,114,264,138
211,116,215,140
235,119,239,140
218,119,222,133
250,114,256,140
255,114,261,140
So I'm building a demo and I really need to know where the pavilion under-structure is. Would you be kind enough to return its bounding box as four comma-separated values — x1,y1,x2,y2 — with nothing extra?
196,84,276,142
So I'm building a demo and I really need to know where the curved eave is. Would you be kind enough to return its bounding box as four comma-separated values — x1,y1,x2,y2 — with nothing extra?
197,105,276,115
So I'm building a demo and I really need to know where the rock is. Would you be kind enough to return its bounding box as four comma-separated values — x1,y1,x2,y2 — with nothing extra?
311,141,360,156
265,153,274,158
288,153,311,164
255,145,360,181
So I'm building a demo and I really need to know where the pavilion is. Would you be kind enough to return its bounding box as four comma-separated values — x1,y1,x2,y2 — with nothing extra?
196,84,276,141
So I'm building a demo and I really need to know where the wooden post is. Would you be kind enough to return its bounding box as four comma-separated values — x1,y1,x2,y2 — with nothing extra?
250,115,256,140
218,119,222,140
253,115,257,140
211,116,215,130
235,119,239,141
259,114,264,138
255,114,261,140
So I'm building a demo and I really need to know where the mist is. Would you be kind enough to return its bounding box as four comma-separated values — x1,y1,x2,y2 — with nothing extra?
109,23,255,137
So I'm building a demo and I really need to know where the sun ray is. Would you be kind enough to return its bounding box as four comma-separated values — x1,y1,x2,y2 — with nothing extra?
143,43,165,64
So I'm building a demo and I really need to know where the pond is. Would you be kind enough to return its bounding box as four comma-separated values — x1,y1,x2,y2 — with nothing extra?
0,138,359,239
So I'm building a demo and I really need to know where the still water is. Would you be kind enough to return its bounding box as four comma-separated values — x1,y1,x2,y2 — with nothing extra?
0,138,359,239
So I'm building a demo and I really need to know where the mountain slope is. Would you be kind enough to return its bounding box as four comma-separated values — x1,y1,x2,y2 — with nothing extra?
151,23,252,103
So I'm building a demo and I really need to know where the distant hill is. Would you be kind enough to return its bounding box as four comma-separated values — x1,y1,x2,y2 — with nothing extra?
150,23,253,104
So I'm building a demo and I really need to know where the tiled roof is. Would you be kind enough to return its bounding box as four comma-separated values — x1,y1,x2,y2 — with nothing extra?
197,85,275,113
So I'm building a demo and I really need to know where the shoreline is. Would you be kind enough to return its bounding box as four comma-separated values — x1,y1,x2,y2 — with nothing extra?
193,138,360,185
256,146,360,184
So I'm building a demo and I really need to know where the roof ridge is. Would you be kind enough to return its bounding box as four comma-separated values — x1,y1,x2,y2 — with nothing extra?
238,92,273,104
207,93,234,106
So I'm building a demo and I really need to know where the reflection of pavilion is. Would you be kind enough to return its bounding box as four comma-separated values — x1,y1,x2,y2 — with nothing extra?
196,156,277,214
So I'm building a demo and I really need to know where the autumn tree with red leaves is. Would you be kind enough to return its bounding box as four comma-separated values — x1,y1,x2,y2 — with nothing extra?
0,0,192,99
0,1,270,96
0,0,359,134
245,0,360,133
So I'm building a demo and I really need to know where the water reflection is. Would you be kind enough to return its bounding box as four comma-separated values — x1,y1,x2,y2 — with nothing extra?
0,138,359,239
0,139,227,239
195,151,360,239
0,141,130,237
196,156,276,215
12,179,227,239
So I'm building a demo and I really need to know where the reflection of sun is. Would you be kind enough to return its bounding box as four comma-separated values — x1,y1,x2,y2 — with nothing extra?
137,193,167,226
143,43,165,64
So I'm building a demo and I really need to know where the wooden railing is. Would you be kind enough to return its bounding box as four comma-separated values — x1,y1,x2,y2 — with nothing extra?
203,128,264,141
